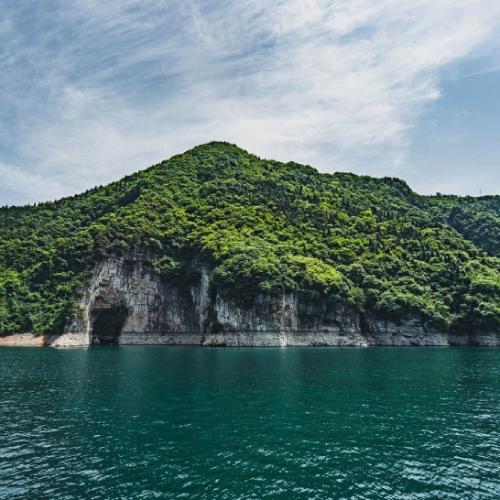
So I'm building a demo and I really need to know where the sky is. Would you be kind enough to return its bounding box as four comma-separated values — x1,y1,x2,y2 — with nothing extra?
1,0,500,205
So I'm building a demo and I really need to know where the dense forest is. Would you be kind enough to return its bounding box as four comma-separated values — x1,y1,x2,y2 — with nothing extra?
0,142,499,335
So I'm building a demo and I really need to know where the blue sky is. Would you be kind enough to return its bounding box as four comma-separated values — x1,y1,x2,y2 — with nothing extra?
1,0,500,205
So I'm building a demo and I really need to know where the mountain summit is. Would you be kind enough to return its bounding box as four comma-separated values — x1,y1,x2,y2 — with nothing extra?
0,142,499,345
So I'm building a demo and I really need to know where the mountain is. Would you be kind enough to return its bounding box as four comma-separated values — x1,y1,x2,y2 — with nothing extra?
0,142,499,346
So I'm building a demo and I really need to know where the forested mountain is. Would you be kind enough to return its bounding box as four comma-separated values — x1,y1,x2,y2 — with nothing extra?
0,142,499,336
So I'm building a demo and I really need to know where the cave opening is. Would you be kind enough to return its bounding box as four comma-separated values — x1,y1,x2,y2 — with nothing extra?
90,304,128,345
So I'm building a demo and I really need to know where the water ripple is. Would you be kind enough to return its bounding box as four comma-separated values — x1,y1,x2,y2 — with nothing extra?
0,346,499,498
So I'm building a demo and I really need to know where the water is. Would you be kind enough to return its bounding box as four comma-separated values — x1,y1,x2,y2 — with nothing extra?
0,347,499,499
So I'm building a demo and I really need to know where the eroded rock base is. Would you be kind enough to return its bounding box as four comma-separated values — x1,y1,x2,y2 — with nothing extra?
3,256,498,347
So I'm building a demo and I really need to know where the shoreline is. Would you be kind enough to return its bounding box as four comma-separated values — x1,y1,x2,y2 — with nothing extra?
0,333,46,347
1,331,499,347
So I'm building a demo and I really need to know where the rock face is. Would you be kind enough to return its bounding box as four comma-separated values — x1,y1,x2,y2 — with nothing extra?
46,256,500,347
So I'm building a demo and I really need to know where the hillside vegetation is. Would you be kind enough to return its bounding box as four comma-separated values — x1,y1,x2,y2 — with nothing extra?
0,142,499,335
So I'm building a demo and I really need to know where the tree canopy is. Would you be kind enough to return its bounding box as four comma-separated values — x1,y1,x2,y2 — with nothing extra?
0,142,498,335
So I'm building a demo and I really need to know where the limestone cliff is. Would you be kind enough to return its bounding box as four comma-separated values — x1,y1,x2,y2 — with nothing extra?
49,255,499,347
1,143,498,343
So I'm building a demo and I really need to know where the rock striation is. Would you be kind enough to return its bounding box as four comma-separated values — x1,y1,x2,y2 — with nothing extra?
47,256,499,347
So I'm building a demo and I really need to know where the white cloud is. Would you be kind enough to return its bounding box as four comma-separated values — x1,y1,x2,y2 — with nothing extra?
1,0,500,203
0,164,68,205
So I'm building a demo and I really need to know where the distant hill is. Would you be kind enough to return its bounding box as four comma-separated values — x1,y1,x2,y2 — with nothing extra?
0,142,498,338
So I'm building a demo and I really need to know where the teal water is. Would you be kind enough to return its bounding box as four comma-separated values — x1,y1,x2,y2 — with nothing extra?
0,347,499,499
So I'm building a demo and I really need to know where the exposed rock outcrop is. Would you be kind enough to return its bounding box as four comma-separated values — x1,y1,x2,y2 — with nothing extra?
44,256,499,347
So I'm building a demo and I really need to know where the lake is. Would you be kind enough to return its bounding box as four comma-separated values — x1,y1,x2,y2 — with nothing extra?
0,346,499,498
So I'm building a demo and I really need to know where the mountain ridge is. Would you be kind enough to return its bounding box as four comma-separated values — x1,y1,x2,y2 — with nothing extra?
3,141,496,209
0,142,499,342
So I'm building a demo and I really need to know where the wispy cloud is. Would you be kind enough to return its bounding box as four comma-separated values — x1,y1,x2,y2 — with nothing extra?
0,163,68,205
1,0,500,203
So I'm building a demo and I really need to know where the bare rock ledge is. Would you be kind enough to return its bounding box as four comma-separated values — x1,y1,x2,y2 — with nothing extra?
3,257,499,347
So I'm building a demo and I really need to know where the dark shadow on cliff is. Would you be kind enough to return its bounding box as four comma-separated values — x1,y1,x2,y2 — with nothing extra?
90,305,128,345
